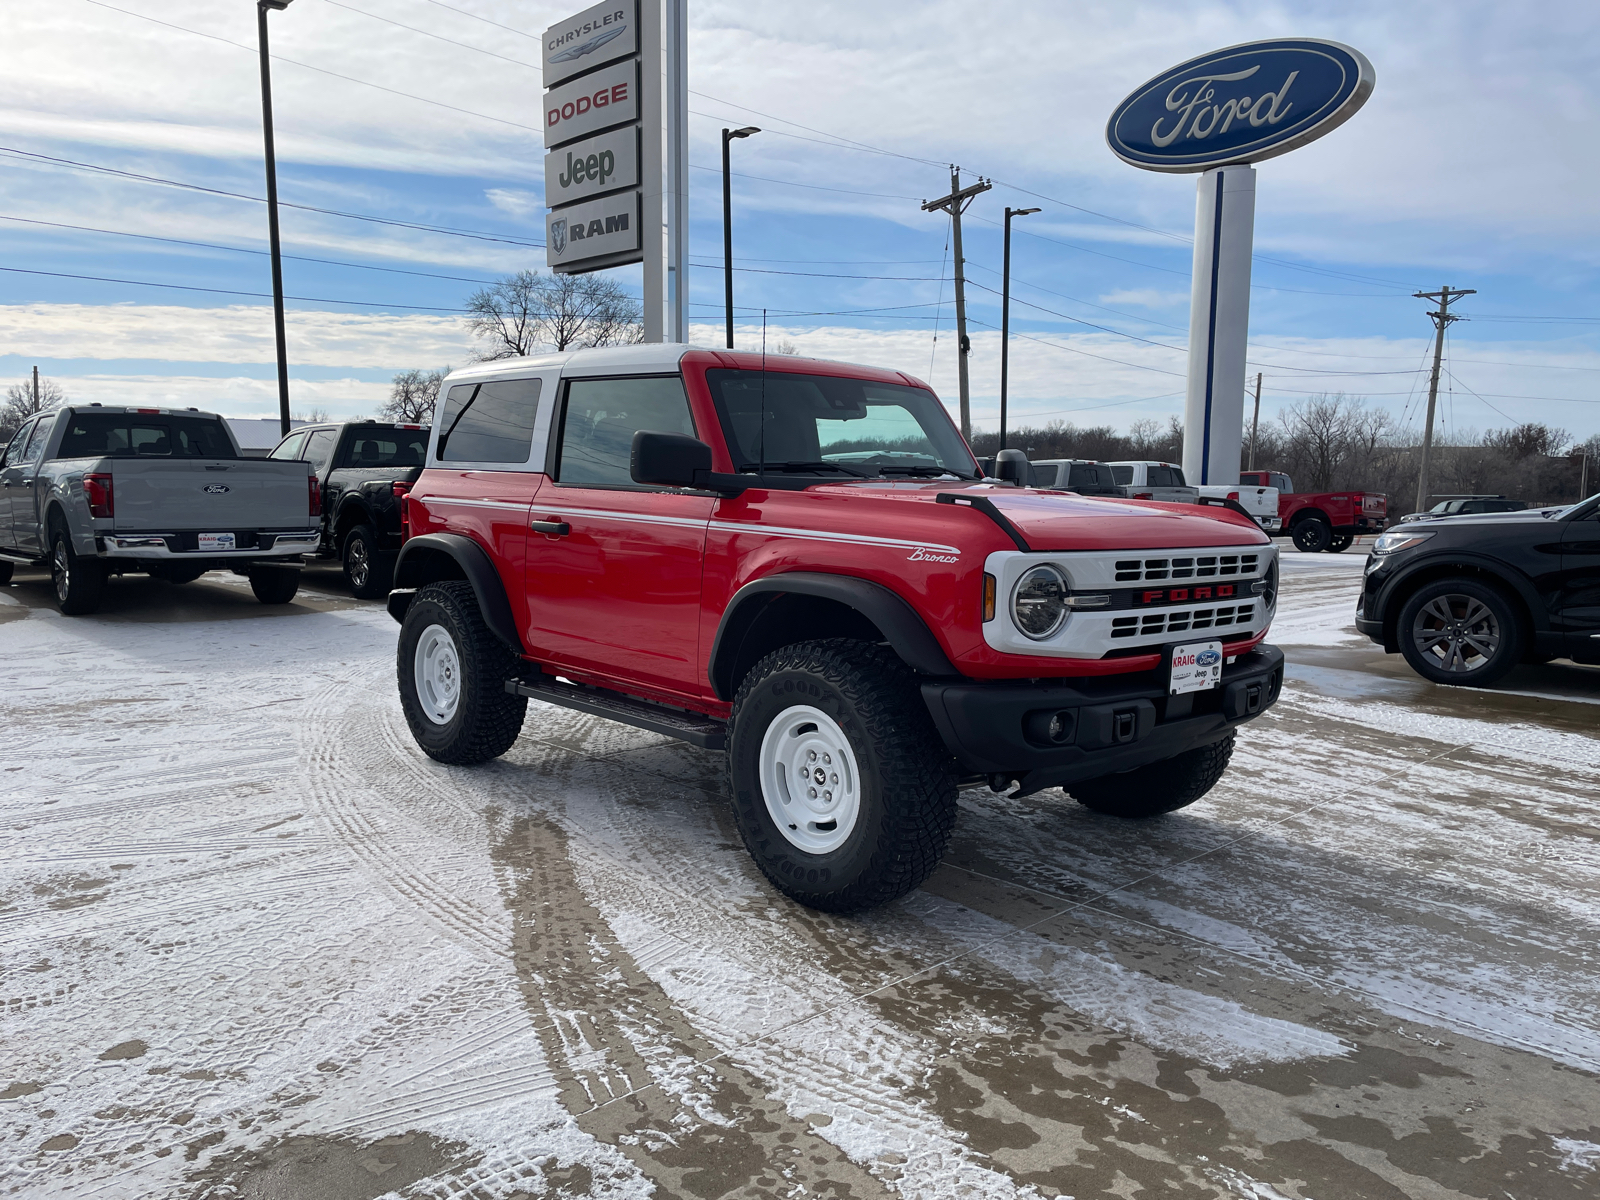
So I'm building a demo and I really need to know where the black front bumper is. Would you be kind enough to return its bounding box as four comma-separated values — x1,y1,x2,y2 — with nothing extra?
921,645,1284,796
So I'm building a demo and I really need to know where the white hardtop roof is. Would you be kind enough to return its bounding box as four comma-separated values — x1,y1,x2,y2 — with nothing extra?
442,343,928,388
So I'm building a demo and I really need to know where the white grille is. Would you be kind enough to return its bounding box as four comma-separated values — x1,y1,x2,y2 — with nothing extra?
1113,553,1258,583
1111,603,1254,639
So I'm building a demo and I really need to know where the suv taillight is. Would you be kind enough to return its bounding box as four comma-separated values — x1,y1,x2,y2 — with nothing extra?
393,480,413,541
85,473,114,518
309,474,322,517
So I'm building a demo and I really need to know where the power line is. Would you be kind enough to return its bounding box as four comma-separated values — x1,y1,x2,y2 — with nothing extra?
319,0,540,69
419,0,539,41
0,264,471,312
79,0,542,133
0,145,546,248
689,162,921,202
964,316,1186,378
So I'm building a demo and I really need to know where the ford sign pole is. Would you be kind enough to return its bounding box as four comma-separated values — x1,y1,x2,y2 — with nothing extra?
1107,39,1374,486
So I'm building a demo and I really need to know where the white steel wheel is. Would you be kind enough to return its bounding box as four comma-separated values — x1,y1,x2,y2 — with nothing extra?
758,704,862,854
413,623,462,725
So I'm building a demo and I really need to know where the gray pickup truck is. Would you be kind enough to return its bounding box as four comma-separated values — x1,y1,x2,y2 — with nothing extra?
0,405,320,614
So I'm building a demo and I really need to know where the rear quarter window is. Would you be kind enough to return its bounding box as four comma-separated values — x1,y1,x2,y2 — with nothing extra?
438,379,543,464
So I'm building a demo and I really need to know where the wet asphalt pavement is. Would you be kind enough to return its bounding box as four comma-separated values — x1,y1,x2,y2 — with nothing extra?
2,552,1597,1199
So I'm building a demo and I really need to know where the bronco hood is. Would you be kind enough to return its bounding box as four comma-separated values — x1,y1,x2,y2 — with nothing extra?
958,487,1266,551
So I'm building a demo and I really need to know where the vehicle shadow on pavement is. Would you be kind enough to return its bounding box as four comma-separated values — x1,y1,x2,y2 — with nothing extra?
2,568,369,624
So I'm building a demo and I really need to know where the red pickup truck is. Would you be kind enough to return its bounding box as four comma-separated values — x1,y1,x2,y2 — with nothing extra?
387,346,1283,911
1238,470,1387,553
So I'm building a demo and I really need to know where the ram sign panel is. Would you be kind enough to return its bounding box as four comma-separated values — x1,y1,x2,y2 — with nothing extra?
547,191,640,273
542,0,636,89
545,127,639,208
543,58,636,149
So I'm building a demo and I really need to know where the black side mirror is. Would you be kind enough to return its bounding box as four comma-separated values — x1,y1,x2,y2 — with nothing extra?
631,430,713,488
994,448,1031,486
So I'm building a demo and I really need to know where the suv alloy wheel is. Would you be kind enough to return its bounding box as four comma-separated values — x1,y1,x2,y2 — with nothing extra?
728,639,957,912
1397,578,1525,686
397,581,528,764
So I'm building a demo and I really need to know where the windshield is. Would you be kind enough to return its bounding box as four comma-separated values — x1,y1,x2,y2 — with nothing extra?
705,369,977,478
56,412,237,459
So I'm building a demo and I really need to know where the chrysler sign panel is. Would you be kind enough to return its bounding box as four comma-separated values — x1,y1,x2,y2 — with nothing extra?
543,1,637,88
1107,39,1374,172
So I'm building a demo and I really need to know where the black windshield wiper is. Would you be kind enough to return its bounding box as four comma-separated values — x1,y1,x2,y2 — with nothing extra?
876,465,956,477
740,460,872,477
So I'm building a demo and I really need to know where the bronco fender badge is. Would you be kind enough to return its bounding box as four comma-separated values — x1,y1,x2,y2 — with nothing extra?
907,547,958,563
202,483,231,495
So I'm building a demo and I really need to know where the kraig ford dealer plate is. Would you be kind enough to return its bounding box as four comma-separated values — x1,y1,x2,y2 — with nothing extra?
1169,640,1224,695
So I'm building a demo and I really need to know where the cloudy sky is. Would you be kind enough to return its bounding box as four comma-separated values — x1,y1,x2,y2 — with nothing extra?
3,0,1598,444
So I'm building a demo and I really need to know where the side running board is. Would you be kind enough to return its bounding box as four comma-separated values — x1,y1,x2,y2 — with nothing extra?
505,674,727,750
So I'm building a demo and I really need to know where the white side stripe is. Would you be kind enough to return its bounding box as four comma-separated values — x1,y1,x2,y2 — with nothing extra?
710,520,961,556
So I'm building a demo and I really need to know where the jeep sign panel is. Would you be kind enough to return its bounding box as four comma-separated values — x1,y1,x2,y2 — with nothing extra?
545,126,639,208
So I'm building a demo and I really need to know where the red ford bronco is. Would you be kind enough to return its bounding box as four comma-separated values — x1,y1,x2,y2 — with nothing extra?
388,346,1283,911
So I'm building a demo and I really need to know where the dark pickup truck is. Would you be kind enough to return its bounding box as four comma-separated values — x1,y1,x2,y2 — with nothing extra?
269,421,428,597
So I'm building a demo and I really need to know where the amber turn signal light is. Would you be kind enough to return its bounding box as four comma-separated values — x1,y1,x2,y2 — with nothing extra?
982,573,996,622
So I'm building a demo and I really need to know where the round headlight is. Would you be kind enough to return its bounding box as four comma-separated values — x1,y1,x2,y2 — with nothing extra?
1011,564,1069,640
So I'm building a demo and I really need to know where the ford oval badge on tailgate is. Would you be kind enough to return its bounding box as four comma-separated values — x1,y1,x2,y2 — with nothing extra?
202,484,231,495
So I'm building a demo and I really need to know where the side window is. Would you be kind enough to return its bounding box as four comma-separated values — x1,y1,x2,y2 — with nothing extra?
1111,465,1134,486
269,431,308,461
3,420,36,467
438,379,542,464
303,430,339,474
23,418,53,463
556,375,693,487
1271,473,1293,494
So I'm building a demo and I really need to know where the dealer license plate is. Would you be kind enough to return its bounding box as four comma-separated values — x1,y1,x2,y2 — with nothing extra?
198,532,237,552
1169,640,1224,695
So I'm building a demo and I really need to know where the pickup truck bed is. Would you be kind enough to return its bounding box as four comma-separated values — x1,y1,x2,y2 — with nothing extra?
0,405,319,613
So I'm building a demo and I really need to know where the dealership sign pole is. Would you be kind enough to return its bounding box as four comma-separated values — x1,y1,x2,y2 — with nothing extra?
543,2,687,342
1107,40,1374,485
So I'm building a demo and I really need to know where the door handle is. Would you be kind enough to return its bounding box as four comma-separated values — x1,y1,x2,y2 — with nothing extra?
531,519,570,536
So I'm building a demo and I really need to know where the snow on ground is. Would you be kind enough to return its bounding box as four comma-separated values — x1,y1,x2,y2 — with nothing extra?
2,563,1598,1199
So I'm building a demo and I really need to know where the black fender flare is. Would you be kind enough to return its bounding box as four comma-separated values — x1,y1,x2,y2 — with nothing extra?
390,532,524,653
708,571,957,701
1373,551,1549,639
1288,507,1331,528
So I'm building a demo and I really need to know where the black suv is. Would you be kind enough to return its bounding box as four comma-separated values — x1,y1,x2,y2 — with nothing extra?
269,422,428,597
1356,494,1600,684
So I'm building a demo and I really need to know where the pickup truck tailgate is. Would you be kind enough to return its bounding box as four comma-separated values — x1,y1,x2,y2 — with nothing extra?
110,459,314,530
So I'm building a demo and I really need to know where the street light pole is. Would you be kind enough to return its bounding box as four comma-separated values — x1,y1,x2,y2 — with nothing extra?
257,0,294,437
999,206,1039,452
721,126,759,349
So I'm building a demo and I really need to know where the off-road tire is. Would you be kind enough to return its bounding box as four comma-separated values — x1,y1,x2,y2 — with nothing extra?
342,523,394,600
397,580,527,765
728,639,958,913
1068,733,1235,819
1397,577,1525,687
49,523,105,615
248,564,300,605
0,561,12,585
1325,532,1353,553
1291,517,1332,553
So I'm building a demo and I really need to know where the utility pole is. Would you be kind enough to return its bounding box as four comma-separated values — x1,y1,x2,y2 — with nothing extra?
1247,371,1262,470
922,168,991,441
1413,285,1475,514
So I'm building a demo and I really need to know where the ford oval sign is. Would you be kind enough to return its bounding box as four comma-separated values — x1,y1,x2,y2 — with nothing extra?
1107,39,1374,173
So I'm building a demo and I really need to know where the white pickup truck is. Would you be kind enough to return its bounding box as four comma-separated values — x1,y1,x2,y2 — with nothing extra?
0,405,320,614
1105,460,1280,533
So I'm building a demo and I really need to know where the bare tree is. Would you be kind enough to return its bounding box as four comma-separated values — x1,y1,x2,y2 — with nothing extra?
383,369,447,423
292,406,331,425
2,374,66,442
465,270,642,360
